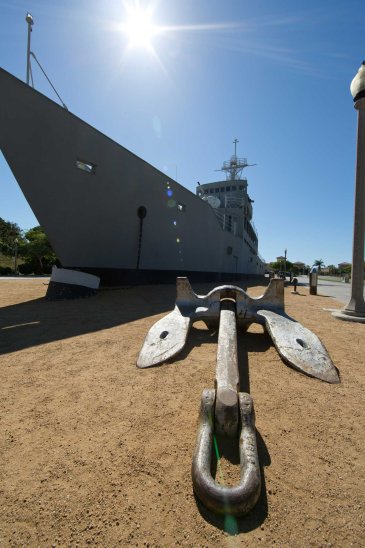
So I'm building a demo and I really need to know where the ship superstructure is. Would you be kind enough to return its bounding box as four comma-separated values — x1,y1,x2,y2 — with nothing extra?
196,141,260,270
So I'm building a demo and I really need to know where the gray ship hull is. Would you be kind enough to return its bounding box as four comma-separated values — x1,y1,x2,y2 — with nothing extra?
0,69,264,285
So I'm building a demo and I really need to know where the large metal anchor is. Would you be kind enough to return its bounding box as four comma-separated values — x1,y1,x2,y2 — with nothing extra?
137,278,339,516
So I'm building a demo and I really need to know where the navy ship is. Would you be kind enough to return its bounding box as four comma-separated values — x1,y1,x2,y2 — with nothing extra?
0,68,264,285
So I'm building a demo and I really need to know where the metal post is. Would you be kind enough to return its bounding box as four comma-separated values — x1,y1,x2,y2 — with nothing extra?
13,238,18,275
233,138,238,158
284,248,287,280
25,13,34,85
333,62,365,323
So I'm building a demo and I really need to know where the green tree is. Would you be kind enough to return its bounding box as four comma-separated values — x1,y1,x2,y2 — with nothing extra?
268,260,297,274
327,264,338,275
313,259,325,272
18,226,58,274
341,264,352,275
0,217,23,255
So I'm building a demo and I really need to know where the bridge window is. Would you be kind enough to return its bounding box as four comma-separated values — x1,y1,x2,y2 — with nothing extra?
76,159,96,174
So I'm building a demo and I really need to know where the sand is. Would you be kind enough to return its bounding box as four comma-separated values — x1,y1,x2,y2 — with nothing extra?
0,278,364,547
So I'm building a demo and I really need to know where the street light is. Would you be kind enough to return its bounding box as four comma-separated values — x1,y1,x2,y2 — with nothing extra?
333,61,365,323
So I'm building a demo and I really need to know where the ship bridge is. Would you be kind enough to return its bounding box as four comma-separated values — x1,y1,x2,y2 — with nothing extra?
196,141,258,251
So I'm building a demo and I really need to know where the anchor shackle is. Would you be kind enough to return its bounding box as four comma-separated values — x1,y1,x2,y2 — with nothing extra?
192,389,261,516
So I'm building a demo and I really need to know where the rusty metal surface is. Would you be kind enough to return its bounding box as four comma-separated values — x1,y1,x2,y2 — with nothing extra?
258,310,339,383
191,389,261,516
215,300,239,438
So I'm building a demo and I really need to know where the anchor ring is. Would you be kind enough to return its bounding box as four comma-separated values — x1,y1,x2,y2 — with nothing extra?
191,388,261,516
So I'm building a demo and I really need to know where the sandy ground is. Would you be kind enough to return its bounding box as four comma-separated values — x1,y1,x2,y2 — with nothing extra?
0,278,364,547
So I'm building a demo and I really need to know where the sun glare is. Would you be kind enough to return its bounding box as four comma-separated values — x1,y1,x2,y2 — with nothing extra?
122,4,158,49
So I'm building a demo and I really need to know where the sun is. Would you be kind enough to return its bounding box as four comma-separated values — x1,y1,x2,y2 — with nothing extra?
122,3,158,49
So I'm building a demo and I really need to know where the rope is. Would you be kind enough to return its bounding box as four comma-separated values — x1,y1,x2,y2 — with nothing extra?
29,62,34,88
30,52,68,110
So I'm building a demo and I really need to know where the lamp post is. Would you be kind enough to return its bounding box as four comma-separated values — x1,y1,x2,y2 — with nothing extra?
13,238,18,275
284,249,287,280
333,61,365,322
25,12,34,85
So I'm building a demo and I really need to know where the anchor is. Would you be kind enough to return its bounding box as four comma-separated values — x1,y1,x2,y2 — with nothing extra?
137,277,339,515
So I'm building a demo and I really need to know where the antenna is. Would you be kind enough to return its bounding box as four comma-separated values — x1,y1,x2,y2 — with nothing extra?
233,138,238,158
215,140,256,181
25,13,34,85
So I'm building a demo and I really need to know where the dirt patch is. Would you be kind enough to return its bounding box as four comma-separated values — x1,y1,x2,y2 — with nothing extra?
0,279,364,546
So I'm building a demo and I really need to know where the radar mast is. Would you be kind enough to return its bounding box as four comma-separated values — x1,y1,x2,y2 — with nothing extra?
216,139,256,181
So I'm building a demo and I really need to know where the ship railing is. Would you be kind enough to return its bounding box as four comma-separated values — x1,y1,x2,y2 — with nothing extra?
222,157,248,170
221,196,246,209
244,220,258,247
249,220,258,239
210,209,243,238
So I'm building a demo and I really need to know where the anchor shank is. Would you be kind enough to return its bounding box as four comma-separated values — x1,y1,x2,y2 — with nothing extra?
215,299,239,437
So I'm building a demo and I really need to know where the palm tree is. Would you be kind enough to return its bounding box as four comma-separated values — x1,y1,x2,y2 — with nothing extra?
313,259,325,272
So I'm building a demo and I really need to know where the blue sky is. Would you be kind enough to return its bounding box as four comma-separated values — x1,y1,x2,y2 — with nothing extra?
0,0,364,267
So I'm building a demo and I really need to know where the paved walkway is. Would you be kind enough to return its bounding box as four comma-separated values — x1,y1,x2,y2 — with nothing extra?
296,275,364,305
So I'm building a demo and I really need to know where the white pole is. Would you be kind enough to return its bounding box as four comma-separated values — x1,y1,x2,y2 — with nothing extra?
25,13,34,85
333,62,365,322
345,96,365,313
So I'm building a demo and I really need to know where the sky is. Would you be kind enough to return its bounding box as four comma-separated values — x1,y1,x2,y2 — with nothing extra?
0,0,364,267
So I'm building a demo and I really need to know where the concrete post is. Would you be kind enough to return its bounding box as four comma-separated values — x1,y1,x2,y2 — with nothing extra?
309,272,317,295
333,62,365,323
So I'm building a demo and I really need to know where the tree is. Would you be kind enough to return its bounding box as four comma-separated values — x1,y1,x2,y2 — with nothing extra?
341,264,352,275
268,260,298,274
313,259,325,272
0,217,23,255
18,226,58,274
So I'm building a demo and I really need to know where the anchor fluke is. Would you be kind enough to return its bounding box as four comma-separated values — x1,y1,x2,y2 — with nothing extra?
258,310,339,383
137,309,191,368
